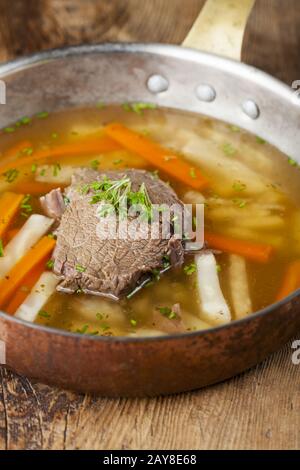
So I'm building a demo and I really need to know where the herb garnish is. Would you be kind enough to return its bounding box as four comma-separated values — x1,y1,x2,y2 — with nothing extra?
288,157,298,167
53,163,61,176
183,263,197,275
36,111,49,119
222,143,236,156
4,127,15,133
90,159,100,170
232,180,246,192
189,167,197,179
75,264,86,273
233,198,247,208
21,194,33,217
46,259,54,269
4,168,19,183
38,310,51,318
256,136,266,144
130,319,137,327
122,102,156,115
157,306,177,320
0,239,3,257
87,176,153,220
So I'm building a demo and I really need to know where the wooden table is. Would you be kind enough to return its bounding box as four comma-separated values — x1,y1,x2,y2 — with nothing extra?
0,0,300,450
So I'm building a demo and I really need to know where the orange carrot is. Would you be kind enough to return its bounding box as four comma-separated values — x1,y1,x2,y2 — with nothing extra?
0,136,121,174
13,181,66,195
104,123,209,190
0,236,56,308
5,261,46,315
0,192,24,239
276,260,300,301
205,231,273,263
3,140,32,158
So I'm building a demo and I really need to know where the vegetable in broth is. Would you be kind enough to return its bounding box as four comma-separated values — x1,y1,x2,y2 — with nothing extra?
0,104,299,337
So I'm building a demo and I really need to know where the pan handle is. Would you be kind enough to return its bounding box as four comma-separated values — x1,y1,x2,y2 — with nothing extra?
182,0,255,61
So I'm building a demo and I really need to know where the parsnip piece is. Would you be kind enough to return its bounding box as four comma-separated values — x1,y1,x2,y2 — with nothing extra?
15,272,59,322
0,214,54,279
228,254,252,319
195,252,231,325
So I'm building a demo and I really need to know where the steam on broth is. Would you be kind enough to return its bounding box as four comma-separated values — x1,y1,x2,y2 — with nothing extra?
0,104,299,337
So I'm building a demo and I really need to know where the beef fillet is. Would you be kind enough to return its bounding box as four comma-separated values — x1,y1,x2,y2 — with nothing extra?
41,168,185,299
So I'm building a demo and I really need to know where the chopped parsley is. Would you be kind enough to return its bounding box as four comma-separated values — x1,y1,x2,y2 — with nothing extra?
189,167,197,179
22,147,34,156
51,132,58,139
20,194,33,217
0,239,3,257
4,127,15,133
230,125,240,133
233,198,247,208
31,163,37,173
96,312,104,321
46,259,54,269
96,101,105,109
130,319,137,327
76,324,89,334
256,136,266,144
216,264,222,273
90,159,100,170
38,310,51,319
232,180,246,192
52,162,61,176
122,102,156,115
20,116,31,125
75,264,87,273
222,143,236,156
4,168,19,183
36,111,49,119
288,157,298,167
183,263,197,275
113,159,123,165
162,255,170,268
157,306,177,320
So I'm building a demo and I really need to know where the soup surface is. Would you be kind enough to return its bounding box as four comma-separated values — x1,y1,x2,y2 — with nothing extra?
0,104,300,337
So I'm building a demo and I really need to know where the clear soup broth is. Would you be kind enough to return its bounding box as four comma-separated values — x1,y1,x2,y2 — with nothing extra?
0,104,300,337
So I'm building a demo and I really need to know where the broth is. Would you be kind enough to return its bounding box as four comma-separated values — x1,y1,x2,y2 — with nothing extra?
0,104,299,336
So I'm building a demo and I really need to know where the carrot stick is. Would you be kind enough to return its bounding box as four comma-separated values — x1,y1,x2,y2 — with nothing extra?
13,181,65,195
5,261,46,315
205,231,273,263
276,260,300,301
3,140,32,158
0,236,55,308
104,123,209,190
0,136,121,174
0,192,24,239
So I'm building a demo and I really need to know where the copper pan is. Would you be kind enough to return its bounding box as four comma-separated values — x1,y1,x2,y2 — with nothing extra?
0,0,300,396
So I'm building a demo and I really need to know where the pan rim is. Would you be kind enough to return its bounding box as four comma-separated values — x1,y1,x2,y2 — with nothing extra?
0,42,298,343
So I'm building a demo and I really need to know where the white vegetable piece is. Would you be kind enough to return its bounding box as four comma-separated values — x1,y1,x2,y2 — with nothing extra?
183,190,205,204
15,272,59,322
195,252,231,325
0,214,54,279
36,165,75,184
229,254,252,319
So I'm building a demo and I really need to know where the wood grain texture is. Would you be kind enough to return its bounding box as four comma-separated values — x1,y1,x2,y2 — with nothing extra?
0,0,299,450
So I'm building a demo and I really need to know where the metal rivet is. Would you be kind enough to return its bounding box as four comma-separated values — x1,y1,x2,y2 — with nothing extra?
147,74,169,94
241,100,260,119
196,84,216,102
